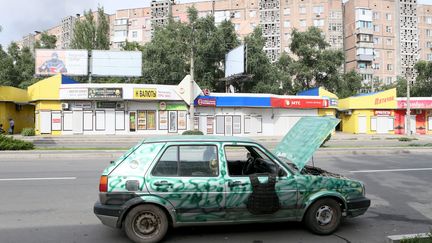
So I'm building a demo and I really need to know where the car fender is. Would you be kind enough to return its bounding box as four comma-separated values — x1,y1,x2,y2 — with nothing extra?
117,195,177,228
300,190,347,220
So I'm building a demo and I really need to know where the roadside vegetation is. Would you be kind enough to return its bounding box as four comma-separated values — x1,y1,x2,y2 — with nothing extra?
401,231,432,243
182,130,204,135
21,128,35,136
0,135,34,150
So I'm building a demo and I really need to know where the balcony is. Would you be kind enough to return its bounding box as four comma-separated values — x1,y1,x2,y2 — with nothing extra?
356,27,373,35
356,54,374,61
358,68,374,75
357,42,374,48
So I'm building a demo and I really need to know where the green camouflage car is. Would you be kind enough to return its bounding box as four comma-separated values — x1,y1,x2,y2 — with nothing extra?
94,117,370,243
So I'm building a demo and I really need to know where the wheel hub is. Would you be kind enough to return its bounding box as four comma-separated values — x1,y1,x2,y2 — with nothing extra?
134,212,160,236
315,205,333,225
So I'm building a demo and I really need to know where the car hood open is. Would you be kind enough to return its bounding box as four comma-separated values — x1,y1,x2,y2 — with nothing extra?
273,116,340,171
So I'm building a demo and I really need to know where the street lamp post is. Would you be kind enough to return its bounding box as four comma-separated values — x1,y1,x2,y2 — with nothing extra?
189,25,195,131
405,67,411,136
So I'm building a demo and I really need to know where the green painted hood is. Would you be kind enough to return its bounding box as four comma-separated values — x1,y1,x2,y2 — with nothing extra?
273,117,340,171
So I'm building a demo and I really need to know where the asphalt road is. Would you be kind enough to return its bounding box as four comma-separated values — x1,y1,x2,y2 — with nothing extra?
0,152,431,243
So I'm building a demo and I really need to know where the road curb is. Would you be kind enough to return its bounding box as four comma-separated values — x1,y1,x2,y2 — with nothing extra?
387,233,431,243
1,147,432,159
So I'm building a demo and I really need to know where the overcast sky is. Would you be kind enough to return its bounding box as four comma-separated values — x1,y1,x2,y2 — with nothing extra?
1,0,432,47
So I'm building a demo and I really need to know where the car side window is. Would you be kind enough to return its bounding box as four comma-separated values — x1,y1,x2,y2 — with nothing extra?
225,145,286,177
152,145,218,177
152,146,178,176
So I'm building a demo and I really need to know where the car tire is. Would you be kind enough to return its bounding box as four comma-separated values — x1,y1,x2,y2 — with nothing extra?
304,198,341,235
124,204,169,243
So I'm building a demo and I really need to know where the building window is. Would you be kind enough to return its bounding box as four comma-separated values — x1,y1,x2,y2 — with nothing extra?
427,29,432,37
300,19,306,27
234,24,240,31
386,77,393,84
426,16,432,24
234,11,241,18
373,25,380,32
386,13,392,21
387,64,393,71
284,20,291,28
284,8,290,16
387,51,393,58
373,37,381,44
358,62,367,69
299,6,306,14
313,19,324,27
386,38,393,45
249,10,256,18
313,5,324,15
426,41,432,48
356,21,372,29
250,23,256,29
428,54,432,61
374,50,380,58
386,26,392,33
132,31,138,38
373,12,380,20
373,63,380,70
284,33,291,40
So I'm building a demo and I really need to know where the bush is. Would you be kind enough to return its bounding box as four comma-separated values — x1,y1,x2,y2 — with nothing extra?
0,135,34,150
21,128,35,136
399,137,417,142
182,130,204,135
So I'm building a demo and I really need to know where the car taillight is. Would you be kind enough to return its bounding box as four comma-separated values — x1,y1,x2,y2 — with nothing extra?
99,176,108,192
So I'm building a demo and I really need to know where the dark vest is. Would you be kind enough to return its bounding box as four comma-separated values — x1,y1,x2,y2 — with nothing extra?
247,174,280,214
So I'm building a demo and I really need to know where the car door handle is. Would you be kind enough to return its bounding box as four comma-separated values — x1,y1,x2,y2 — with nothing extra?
154,181,173,187
228,181,247,187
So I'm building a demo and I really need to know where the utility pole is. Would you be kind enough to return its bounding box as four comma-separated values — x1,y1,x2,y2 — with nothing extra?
405,67,411,136
189,26,195,130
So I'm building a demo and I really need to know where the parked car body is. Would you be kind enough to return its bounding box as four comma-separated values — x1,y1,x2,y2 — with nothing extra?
94,117,370,243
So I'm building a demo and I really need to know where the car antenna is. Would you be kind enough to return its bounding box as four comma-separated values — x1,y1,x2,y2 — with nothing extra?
311,156,315,168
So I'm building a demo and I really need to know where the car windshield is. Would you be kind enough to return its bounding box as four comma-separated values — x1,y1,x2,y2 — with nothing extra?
277,156,299,172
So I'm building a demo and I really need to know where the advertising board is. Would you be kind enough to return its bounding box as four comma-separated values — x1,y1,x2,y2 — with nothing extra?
35,49,88,76
91,50,142,77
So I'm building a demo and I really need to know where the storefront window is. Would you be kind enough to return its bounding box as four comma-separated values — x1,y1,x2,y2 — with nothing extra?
147,111,156,130
137,110,156,130
137,111,147,130
159,111,168,130
178,111,187,130
168,111,178,133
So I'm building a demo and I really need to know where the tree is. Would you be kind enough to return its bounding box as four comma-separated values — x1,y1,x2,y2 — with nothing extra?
71,7,109,50
34,32,57,49
412,60,432,96
289,27,344,93
0,45,16,86
336,70,362,98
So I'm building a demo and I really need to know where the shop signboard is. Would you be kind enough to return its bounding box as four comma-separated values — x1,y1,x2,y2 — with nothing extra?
339,88,396,110
196,97,217,107
166,104,188,111
96,102,117,109
60,88,89,100
89,88,123,99
35,49,88,76
271,98,329,109
134,88,157,99
374,110,391,116
398,99,432,109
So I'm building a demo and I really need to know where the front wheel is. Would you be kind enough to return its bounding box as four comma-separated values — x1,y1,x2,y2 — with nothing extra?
304,198,341,235
124,204,169,243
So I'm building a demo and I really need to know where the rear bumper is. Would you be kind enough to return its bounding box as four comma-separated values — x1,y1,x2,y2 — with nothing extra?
94,201,122,228
346,197,370,217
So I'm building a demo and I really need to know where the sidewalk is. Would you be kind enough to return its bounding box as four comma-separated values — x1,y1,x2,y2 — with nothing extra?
7,132,432,149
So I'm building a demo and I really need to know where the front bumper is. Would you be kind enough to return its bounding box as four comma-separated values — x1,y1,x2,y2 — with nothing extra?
346,196,371,217
94,201,122,228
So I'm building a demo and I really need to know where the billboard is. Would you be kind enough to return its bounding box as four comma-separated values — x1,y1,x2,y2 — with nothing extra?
91,50,142,77
225,44,245,78
35,49,88,76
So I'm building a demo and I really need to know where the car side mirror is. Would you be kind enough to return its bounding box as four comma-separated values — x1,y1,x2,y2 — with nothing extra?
278,167,286,177
110,160,114,164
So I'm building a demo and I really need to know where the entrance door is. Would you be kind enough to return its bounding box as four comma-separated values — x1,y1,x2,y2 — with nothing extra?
358,116,367,134
376,116,388,134
223,144,297,221
105,109,115,135
146,144,225,222
129,111,136,132
40,111,52,134
225,116,233,136
72,109,83,134
405,115,416,134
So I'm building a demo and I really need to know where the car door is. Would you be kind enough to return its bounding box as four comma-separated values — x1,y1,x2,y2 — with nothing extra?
223,143,298,222
146,142,226,223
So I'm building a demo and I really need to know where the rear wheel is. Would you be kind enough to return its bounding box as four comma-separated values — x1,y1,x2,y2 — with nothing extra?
124,204,168,243
304,198,341,235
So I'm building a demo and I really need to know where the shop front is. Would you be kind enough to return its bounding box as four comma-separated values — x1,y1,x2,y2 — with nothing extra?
339,89,397,134
0,86,34,134
394,98,432,135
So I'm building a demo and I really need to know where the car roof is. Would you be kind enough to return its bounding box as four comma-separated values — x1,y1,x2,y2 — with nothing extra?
142,135,257,144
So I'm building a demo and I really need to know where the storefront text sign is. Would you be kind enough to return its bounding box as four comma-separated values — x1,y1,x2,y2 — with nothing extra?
88,88,122,99
270,98,329,108
197,98,216,107
374,110,391,116
59,88,88,99
398,99,432,109
134,88,157,99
